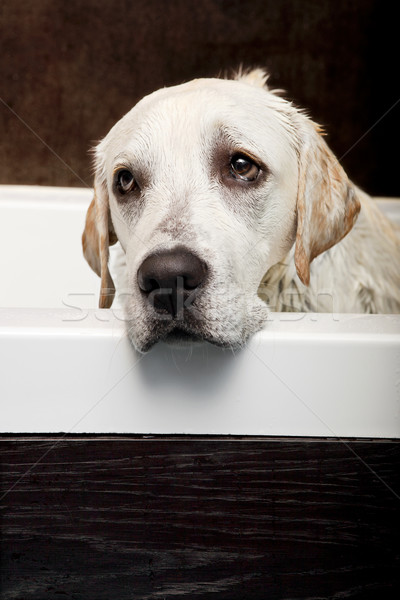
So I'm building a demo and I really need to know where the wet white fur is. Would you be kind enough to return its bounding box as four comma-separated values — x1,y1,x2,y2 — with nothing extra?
86,69,400,351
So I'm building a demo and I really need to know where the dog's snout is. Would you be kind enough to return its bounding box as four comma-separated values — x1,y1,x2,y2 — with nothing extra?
137,247,208,317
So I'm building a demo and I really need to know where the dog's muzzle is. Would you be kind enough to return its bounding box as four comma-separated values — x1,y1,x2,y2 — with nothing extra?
137,246,208,318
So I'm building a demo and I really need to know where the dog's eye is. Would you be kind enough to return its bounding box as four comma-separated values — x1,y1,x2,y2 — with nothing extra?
230,154,260,181
116,169,136,194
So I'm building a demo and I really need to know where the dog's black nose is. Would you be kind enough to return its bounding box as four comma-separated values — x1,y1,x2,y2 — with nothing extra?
137,247,208,317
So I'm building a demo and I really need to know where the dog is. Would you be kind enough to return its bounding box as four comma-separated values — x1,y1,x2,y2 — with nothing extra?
82,68,400,352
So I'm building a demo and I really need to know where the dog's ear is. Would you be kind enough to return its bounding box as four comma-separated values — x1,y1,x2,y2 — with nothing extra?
82,180,118,308
295,126,361,286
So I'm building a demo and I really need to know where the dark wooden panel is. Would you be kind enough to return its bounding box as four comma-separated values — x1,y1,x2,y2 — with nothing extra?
1,436,399,599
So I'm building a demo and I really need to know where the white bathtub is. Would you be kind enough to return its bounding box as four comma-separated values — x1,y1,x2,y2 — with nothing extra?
0,185,399,437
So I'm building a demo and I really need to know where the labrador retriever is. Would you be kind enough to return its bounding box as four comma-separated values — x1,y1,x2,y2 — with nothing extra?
82,69,400,352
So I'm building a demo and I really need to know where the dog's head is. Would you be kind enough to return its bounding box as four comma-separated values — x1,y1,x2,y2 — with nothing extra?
82,69,360,351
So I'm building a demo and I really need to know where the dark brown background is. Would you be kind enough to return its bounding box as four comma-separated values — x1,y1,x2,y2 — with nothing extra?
1,0,399,195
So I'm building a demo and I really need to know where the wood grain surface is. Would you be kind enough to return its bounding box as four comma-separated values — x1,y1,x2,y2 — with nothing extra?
1,436,399,599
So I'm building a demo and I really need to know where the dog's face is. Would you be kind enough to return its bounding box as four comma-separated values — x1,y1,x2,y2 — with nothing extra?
82,69,360,352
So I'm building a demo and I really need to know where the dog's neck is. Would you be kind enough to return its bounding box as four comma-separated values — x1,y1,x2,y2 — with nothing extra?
259,190,400,315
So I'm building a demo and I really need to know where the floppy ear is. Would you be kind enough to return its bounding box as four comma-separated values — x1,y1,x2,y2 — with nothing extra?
82,181,118,308
295,126,361,285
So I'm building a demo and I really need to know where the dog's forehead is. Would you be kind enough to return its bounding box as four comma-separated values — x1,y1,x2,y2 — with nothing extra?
100,78,299,169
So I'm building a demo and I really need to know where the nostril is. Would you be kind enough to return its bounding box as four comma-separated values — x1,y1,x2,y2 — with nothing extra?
140,277,159,293
137,269,159,293
148,278,158,291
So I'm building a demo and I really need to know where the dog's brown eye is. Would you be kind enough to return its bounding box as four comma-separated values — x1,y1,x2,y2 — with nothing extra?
230,154,260,181
116,169,136,194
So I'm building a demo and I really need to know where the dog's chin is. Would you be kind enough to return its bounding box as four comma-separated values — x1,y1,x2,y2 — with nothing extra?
128,297,270,353
130,325,201,353
163,327,205,348
132,325,246,353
